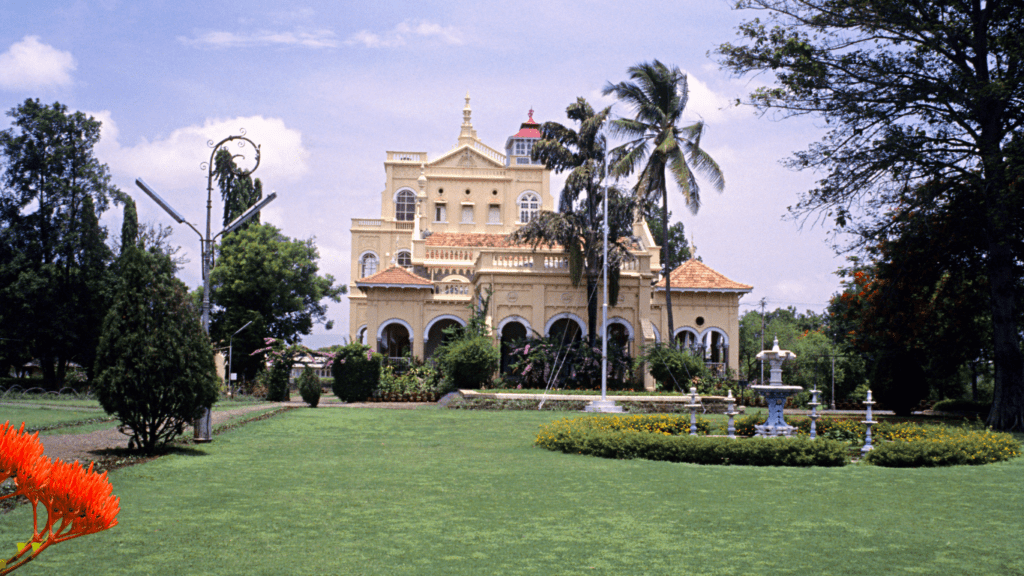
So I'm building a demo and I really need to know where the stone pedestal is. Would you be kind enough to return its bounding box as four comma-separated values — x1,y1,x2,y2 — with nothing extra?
584,400,623,413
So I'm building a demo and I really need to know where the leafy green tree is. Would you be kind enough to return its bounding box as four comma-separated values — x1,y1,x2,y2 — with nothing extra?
645,209,692,270
716,0,1024,429
512,98,636,347
331,342,381,402
604,61,725,347
209,223,345,380
214,148,263,230
93,203,218,452
826,187,994,414
0,99,118,388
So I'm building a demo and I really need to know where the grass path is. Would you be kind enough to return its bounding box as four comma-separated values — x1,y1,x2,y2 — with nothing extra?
2,408,1022,575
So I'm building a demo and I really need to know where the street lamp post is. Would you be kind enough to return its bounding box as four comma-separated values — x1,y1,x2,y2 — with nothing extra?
227,320,254,398
135,131,275,441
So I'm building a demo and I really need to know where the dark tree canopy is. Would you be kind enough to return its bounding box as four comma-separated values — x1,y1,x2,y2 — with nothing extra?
827,181,994,413
716,0,1024,430
0,99,118,388
214,148,263,230
644,209,692,270
94,219,218,453
209,223,345,380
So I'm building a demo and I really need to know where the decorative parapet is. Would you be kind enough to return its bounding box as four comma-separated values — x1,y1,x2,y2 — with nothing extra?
434,281,472,300
426,166,509,180
425,247,478,263
351,218,415,232
387,151,427,162
352,218,382,228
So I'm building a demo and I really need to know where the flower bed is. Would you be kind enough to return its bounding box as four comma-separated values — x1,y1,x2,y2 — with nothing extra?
734,415,1021,466
865,425,1020,467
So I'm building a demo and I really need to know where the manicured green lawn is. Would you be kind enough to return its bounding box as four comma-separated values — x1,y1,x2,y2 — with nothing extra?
1,406,111,432
3,408,1022,575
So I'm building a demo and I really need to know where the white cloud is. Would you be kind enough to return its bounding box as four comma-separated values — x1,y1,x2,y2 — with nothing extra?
179,29,339,49
0,36,76,90
344,20,463,48
681,74,747,125
92,112,310,194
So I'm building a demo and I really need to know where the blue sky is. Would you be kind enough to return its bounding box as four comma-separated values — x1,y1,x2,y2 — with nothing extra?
1,0,847,347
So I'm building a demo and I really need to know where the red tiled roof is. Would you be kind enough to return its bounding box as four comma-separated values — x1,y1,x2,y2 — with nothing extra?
513,126,541,139
513,110,541,139
426,233,532,248
654,260,752,292
356,266,433,288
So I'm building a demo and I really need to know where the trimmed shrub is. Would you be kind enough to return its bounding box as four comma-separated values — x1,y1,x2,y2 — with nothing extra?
535,416,848,467
931,399,991,414
258,360,291,402
639,344,710,392
331,343,381,402
297,366,321,407
436,335,499,389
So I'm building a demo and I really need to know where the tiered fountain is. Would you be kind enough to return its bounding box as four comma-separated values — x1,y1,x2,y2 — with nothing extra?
752,337,802,437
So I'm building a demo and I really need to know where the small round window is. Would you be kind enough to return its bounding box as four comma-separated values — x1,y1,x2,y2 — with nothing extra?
696,316,705,326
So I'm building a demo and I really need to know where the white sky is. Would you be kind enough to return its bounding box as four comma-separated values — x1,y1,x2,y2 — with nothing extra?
0,0,848,348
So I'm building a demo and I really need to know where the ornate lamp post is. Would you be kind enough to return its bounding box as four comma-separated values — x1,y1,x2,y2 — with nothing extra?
136,131,276,441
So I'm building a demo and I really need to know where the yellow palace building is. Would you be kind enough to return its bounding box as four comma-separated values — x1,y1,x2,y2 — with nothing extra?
348,97,752,389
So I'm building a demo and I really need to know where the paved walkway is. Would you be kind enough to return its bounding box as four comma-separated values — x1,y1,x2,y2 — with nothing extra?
36,404,281,464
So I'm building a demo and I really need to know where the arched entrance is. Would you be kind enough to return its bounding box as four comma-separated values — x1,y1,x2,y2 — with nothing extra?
608,323,630,355
500,320,528,374
701,328,728,375
378,322,411,361
424,316,465,360
544,311,585,342
675,328,700,353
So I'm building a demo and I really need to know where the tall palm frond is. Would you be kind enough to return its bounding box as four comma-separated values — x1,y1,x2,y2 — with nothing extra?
603,60,725,348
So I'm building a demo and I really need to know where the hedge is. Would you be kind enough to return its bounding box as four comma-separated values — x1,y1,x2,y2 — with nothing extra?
535,416,848,467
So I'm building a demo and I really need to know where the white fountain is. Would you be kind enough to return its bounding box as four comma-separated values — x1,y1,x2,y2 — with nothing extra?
752,337,802,437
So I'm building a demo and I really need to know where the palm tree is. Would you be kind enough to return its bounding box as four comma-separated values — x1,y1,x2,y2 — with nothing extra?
603,60,725,348
511,97,635,348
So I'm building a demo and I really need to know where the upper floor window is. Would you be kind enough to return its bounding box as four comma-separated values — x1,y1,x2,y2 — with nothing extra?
488,205,501,224
514,139,533,157
397,250,411,267
461,205,474,224
519,192,539,223
395,189,415,221
434,203,447,222
360,253,378,278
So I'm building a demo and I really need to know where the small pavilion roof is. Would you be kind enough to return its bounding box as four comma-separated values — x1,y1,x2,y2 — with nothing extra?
355,266,433,289
654,259,753,293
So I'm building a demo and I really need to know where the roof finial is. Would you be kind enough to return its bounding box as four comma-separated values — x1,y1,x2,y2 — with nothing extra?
459,91,477,143
528,107,535,123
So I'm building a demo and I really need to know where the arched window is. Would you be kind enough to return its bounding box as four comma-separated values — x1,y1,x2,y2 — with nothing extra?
518,192,539,223
360,253,378,278
396,250,411,267
395,189,415,221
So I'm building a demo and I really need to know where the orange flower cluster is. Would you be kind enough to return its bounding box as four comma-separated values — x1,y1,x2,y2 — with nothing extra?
1,421,119,574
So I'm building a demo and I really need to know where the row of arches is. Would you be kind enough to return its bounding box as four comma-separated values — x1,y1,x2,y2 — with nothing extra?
358,314,728,370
